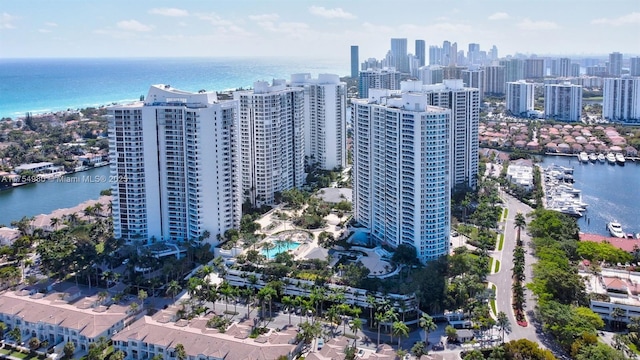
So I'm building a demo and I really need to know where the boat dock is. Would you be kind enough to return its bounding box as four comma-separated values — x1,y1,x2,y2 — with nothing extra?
542,164,588,217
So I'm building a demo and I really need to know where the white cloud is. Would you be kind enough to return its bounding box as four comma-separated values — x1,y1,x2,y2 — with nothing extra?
517,19,560,30
257,21,309,34
45,22,58,27
248,13,279,22
116,20,153,32
591,12,640,26
309,6,356,19
488,12,510,20
149,8,189,17
1,12,16,29
196,13,251,37
197,12,234,26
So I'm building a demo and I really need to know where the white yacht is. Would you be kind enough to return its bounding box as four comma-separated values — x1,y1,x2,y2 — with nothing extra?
578,152,589,163
588,153,597,162
597,153,606,163
616,153,626,165
606,153,617,164
608,221,625,238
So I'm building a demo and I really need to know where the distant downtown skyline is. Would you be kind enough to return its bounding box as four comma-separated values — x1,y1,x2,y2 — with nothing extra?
1,1,639,59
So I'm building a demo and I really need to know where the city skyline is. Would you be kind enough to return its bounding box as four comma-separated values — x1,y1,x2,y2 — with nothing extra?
2,0,639,60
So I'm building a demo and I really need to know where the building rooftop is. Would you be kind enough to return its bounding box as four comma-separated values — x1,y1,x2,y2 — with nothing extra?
580,233,640,253
0,290,129,339
112,315,298,360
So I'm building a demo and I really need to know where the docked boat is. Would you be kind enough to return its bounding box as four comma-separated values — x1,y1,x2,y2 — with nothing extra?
606,153,617,165
608,221,625,238
616,153,626,165
578,152,589,163
588,153,597,162
597,153,606,163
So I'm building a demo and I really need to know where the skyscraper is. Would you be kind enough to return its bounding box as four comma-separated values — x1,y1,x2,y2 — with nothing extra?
506,80,535,116
108,85,241,244
350,45,359,78
559,58,571,77
468,43,480,65
489,45,498,61
570,63,581,77
484,65,506,95
609,52,623,77
418,80,480,190
429,46,442,65
391,38,409,73
603,77,640,124
544,82,583,122
502,59,525,82
352,90,451,263
524,58,545,79
415,40,426,67
234,80,305,207
462,67,485,103
630,57,640,76
442,41,451,66
358,68,401,98
419,65,444,85
290,74,347,170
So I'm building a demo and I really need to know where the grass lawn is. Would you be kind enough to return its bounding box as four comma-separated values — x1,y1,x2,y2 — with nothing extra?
498,234,505,251
627,341,640,355
489,257,494,272
490,284,497,316
0,348,43,360
495,260,501,273
502,208,508,222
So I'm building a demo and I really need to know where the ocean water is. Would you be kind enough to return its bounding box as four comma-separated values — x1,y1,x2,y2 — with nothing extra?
0,57,348,119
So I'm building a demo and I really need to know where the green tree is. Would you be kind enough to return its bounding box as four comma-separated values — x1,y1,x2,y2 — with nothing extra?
464,349,485,360
392,321,409,349
63,341,75,359
28,337,40,350
350,318,363,347
419,313,437,344
497,311,511,343
166,280,182,301
445,325,458,342
174,344,187,360
514,212,526,245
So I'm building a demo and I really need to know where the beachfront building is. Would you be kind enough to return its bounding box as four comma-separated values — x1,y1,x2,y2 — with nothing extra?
108,85,241,244
603,77,640,124
234,80,305,207
358,68,401,98
0,290,130,356
352,89,451,263
506,80,535,117
290,74,347,170
14,162,63,175
544,82,583,122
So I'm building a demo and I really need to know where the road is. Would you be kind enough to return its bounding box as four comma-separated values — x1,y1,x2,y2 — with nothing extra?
487,191,540,343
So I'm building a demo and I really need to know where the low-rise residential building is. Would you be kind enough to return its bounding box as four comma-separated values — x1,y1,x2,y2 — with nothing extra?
506,159,534,191
14,162,63,174
112,307,301,360
0,290,130,355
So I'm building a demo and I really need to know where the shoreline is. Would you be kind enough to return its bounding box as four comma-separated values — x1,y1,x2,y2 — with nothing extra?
29,195,112,230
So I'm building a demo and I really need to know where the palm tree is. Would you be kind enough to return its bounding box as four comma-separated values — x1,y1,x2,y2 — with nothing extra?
282,296,294,325
350,318,363,347
392,321,409,349
385,309,398,344
50,217,60,230
366,294,376,325
166,280,182,301
419,313,437,345
138,289,148,310
375,312,385,346
257,285,277,321
174,343,186,360
219,282,234,315
514,212,526,245
611,307,626,330
496,311,511,343
261,241,275,259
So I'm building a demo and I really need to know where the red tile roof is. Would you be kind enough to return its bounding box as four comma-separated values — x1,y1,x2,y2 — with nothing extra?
580,233,640,253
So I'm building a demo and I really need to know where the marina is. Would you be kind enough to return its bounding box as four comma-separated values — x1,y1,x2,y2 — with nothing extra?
541,155,640,237
542,164,588,217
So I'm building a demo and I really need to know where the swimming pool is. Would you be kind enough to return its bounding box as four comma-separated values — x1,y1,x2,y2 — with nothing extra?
261,240,301,259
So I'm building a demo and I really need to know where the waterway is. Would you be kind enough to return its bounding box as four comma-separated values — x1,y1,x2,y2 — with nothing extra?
0,165,111,226
541,155,640,237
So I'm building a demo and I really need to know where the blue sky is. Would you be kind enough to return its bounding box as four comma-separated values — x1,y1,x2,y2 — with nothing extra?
1,0,639,60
